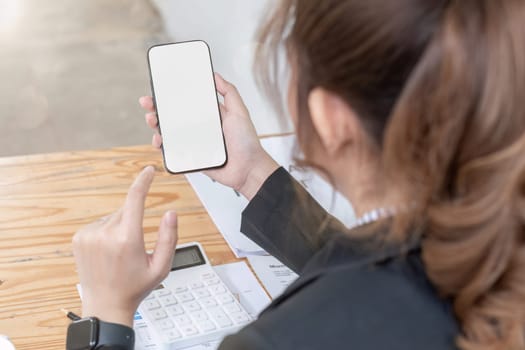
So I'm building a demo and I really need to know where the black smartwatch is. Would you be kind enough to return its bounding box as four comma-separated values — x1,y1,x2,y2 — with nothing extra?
66,317,135,350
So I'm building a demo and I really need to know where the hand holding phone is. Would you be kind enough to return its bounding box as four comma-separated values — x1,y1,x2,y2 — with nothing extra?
142,55,279,199
148,40,227,174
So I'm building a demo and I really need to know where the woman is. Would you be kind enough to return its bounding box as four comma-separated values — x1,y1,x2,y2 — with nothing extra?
71,0,525,349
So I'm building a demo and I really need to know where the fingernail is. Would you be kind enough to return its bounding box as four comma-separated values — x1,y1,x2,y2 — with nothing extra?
165,211,177,227
139,96,145,104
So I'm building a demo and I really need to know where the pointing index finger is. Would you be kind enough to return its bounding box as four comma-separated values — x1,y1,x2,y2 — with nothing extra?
122,166,155,229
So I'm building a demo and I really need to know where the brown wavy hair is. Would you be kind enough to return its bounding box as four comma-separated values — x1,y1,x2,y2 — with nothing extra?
255,0,525,349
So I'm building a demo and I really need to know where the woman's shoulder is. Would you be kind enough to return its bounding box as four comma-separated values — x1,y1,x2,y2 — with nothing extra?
221,248,459,350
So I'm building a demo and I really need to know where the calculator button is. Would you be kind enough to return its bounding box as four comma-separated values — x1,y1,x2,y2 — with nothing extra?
194,289,210,299
145,300,161,310
201,273,215,280
191,311,209,322
197,320,216,332
217,294,234,304
183,301,201,312
177,292,195,303
209,308,233,328
210,285,226,294
200,297,218,308
156,319,175,330
174,286,188,293
180,324,199,337
164,329,181,341
166,305,184,316
159,295,177,306
230,312,250,324
144,293,155,301
223,303,241,313
191,281,205,289
137,327,153,343
150,309,168,320
157,289,172,297
173,314,192,326
205,278,221,286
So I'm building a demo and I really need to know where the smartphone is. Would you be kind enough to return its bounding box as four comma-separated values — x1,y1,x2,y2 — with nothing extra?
147,41,227,174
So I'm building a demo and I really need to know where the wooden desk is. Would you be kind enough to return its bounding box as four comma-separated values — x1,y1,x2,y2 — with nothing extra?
0,145,239,349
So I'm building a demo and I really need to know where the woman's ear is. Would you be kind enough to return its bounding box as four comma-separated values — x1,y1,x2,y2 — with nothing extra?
308,88,359,156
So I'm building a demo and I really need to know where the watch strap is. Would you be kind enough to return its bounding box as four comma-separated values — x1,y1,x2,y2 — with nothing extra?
96,320,135,349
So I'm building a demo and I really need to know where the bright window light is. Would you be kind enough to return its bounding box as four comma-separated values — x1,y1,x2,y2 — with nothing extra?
0,0,22,32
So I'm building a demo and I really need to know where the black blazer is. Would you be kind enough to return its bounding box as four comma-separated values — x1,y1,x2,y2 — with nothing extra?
218,167,459,349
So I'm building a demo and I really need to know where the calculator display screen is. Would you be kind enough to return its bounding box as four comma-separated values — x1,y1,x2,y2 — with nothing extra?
171,245,206,271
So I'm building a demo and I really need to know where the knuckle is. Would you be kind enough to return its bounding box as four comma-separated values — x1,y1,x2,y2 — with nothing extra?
114,232,133,249
72,225,93,246
113,233,125,246
223,80,235,90
72,231,82,247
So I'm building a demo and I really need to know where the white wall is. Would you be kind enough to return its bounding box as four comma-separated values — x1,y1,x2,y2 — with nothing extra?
151,0,293,136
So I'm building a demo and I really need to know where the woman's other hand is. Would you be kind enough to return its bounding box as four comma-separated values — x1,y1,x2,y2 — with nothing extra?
139,73,279,200
72,166,178,327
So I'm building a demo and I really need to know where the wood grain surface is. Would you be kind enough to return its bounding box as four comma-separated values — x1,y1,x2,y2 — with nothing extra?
0,145,239,349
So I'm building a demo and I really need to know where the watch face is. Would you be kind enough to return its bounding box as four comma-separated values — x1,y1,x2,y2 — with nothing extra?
66,318,98,350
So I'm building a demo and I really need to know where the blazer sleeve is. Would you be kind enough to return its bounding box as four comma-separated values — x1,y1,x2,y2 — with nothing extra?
218,326,272,350
240,167,346,273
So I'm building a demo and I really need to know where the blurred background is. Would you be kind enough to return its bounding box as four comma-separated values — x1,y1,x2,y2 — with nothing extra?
0,0,291,157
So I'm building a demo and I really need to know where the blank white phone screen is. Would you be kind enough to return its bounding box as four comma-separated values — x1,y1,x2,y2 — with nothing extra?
148,41,226,173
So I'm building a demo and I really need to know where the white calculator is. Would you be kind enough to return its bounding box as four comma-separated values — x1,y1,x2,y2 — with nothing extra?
138,242,252,349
